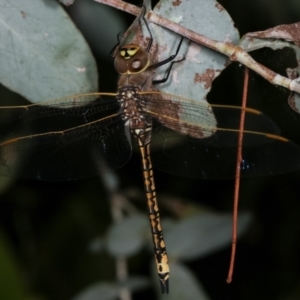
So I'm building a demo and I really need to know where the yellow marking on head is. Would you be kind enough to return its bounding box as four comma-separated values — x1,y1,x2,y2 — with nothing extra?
127,48,138,56
120,50,126,57
119,47,139,59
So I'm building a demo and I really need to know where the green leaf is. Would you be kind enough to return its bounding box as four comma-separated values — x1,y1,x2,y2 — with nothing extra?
0,0,98,103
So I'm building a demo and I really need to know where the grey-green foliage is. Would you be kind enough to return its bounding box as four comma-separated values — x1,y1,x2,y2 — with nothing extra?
92,210,251,300
72,278,150,300
59,0,76,6
154,262,211,300
130,0,240,102
105,211,251,262
0,0,98,103
240,24,300,114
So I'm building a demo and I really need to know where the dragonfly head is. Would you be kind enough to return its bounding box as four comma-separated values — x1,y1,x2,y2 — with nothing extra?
114,44,151,75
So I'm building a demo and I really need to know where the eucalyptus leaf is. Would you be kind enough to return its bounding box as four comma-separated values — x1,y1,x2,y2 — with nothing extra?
239,23,300,80
106,214,148,257
0,0,98,103
130,0,239,101
239,23,300,114
164,211,252,260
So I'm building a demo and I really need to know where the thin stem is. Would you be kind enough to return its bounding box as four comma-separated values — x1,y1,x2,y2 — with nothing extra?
96,155,132,300
226,67,249,283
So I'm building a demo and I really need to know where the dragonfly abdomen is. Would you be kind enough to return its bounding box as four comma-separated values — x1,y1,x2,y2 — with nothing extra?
133,126,170,294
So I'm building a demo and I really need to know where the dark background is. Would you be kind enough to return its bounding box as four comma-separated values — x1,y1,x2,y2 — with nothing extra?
0,0,300,299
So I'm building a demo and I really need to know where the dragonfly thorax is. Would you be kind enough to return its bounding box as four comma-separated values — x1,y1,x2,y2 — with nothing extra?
117,71,153,91
117,86,152,130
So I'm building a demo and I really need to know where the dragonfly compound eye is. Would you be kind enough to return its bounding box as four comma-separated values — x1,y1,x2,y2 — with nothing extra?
115,44,151,75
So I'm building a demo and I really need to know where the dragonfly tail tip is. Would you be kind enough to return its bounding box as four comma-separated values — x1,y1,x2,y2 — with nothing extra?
159,278,169,294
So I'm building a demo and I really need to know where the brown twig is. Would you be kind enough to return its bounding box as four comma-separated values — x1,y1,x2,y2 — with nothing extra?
226,67,249,283
94,0,300,94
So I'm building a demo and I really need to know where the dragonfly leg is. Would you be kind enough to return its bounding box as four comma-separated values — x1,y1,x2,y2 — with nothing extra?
151,37,185,84
141,5,153,52
142,6,184,71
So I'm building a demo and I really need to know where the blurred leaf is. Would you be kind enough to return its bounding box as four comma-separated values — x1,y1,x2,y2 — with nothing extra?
88,236,105,254
165,211,252,260
72,277,150,300
0,175,15,195
23,296,47,300
69,0,127,58
59,0,75,6
0,227,26,300
0,0,98,103
72,282,120,300
152,262,210,300
106,214,148,257
118,276,150,292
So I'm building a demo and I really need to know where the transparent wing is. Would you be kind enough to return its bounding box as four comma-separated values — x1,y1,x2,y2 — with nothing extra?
0,94,131,181
1,91,299,181
143,92,300,179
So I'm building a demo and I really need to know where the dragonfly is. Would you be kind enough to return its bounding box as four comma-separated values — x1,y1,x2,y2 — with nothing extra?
1,5,300,294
